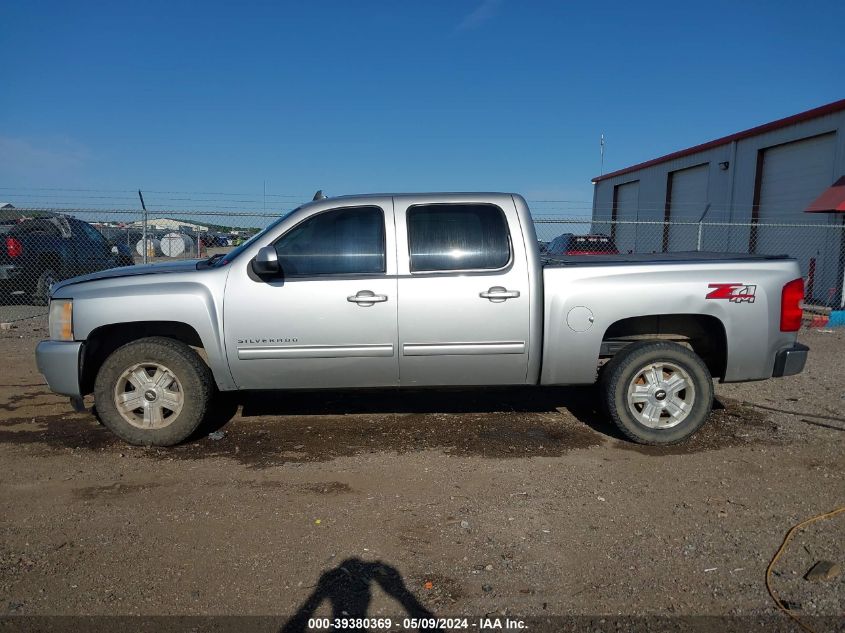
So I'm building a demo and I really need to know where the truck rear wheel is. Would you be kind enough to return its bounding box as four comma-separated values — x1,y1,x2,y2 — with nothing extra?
33,268,58,306
601,341,713,445
94,337,213,446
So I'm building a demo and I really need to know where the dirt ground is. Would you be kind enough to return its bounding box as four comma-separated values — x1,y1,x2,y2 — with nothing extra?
0,318,843,629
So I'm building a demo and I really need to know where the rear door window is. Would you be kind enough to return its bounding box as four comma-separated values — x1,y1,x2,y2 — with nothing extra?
407,203,510,272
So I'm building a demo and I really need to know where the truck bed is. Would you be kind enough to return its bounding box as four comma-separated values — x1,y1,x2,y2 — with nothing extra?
542,251,790,267
539,251,802,385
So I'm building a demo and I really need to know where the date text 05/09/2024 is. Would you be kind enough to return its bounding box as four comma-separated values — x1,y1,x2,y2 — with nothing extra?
306,617,527,630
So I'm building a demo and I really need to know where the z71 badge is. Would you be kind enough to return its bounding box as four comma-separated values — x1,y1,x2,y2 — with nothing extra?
706,283,757,303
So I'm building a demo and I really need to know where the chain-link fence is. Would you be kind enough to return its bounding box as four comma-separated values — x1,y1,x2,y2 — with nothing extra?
533,217,845,321
1,207,843,326
0,207,282,321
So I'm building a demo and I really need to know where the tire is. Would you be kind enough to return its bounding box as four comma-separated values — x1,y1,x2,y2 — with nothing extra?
190,389,240,439
94,336,214,446
33,268,58,306
601,341,713,445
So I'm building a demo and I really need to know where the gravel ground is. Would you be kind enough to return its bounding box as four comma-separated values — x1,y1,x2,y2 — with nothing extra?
0,318,842,629
0,298,47,324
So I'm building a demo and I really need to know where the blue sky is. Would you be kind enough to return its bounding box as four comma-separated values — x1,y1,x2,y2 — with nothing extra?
1,0,843,216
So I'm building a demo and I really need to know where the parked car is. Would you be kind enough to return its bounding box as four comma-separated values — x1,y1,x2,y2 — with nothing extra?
36,192,807,447
547,233,619,256
0,215,134,304
199,233,229,248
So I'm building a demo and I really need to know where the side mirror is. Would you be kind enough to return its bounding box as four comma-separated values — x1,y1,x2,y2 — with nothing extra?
252,246,281,275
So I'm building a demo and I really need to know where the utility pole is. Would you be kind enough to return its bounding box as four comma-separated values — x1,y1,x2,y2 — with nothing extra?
600,134,605,176
138,190,148,264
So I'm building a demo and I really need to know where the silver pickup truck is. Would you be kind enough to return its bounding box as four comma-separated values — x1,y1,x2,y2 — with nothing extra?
36,192,808,446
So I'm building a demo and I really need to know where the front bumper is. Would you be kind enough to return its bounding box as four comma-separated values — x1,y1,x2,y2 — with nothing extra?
35,340,84,397
772,342,809,377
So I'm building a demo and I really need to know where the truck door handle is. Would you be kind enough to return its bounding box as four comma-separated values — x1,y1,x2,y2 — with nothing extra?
347,290,388,306
479,286,520,302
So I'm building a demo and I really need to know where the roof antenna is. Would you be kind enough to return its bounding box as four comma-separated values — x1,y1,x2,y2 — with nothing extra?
313,190,326,201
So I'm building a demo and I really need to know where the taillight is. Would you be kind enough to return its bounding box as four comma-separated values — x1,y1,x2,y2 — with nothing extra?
5,237,22,258
780,278,804,332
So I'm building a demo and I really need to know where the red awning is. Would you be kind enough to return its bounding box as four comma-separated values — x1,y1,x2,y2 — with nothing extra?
806,176,845,213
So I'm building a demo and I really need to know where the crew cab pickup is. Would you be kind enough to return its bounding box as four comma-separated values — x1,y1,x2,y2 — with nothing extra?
35,193,808,446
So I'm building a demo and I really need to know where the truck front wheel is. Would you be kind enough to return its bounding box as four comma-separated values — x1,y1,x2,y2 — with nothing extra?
601,341,713,445
94,337,213,446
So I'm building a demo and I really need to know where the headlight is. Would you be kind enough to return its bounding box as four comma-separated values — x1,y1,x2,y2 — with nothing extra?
48,299,73,341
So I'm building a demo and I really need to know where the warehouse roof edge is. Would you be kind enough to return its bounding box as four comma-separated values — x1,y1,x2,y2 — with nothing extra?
592,98,845,184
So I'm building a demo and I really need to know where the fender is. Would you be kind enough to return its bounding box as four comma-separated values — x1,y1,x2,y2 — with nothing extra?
52,269,236,391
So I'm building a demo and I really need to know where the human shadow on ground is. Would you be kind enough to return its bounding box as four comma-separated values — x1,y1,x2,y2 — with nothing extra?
280,558,442,633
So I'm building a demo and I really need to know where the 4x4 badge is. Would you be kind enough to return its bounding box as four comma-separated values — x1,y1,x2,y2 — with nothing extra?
706,283,757,303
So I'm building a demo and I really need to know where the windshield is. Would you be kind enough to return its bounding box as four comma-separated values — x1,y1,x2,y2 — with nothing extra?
211,208,298,267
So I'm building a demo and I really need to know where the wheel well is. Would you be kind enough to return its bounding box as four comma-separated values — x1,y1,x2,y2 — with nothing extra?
80,321,204,395
601,314,728,380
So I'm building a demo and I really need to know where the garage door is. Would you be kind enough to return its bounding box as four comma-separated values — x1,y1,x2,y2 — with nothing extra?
755,133,838,304
757,133,837,222
666,163,709,252
611,180,639,254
